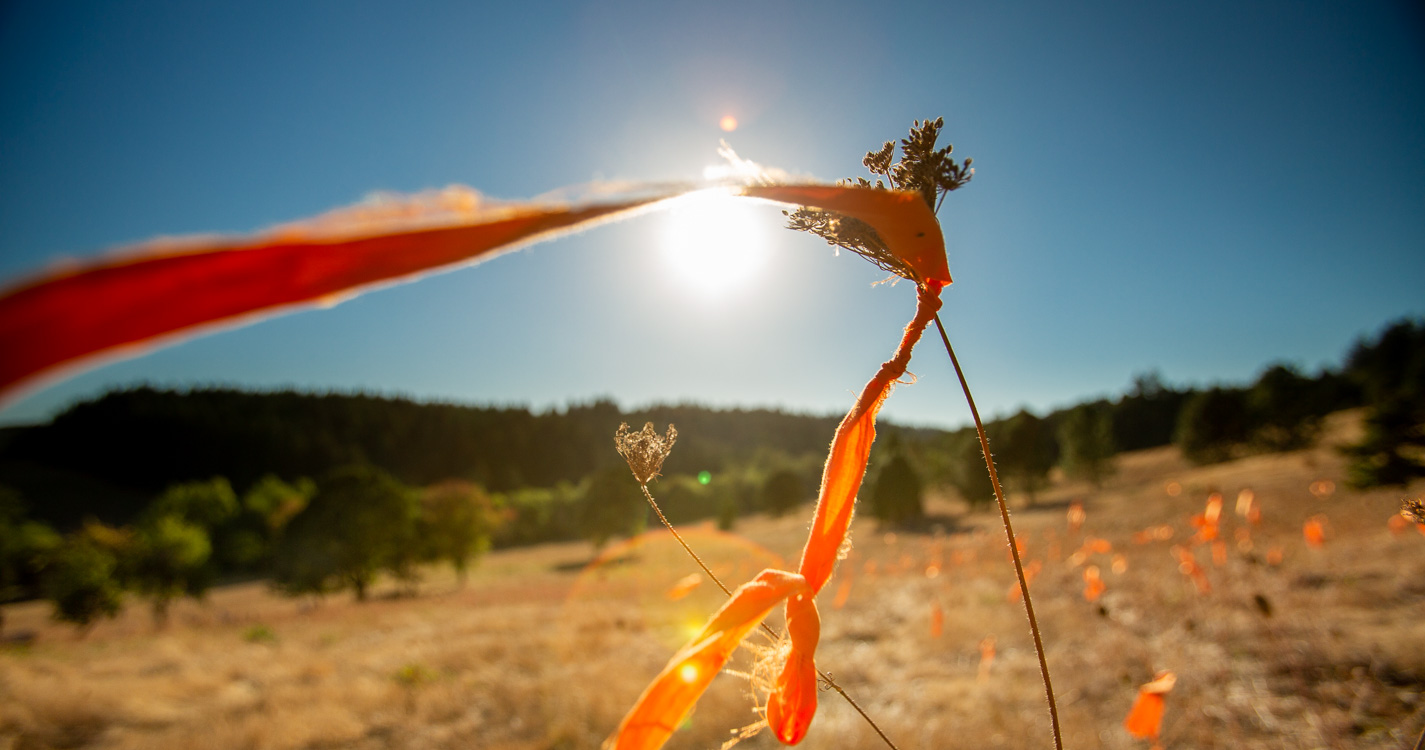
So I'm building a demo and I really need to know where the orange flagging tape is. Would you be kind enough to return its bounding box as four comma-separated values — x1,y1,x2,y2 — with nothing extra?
0,184,947,401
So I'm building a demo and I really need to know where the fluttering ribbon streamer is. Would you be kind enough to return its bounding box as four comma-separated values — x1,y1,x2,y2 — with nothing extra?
0,183,947,401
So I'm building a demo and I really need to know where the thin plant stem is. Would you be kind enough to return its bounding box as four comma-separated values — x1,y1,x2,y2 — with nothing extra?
637,484,900,750
638,484,729,596
932,311,1064,750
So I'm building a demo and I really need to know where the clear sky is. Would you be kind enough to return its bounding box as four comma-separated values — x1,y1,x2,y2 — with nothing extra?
1,1,1422,430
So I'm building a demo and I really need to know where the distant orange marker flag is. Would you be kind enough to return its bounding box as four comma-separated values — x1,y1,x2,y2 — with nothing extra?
1124,670,1176,747
1170,545,1211,594
1067,500,1085,532
1191,494,1223,544
977,636,996,682
1303,516,1328,547
1083,565,1106,602
665,573,703,601
1132,524,1174,545
1235,489,1255,517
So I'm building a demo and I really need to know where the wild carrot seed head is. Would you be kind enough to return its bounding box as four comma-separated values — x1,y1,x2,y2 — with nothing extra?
615,422,677,485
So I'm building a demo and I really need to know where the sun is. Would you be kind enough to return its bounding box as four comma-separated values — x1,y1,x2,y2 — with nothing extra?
658,189,771,297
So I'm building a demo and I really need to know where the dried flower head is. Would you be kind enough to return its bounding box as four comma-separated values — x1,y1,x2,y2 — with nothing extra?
615,422,677,485
785,117,972,281
1401,495,1425,524
784,207,914,280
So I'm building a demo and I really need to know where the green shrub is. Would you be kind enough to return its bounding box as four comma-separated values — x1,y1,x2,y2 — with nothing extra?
44,534,124,631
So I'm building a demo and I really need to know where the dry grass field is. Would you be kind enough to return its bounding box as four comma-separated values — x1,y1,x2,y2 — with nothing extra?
3,410,1423,749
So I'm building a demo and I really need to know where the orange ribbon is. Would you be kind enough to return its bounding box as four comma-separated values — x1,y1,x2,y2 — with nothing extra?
608,281,944,748
0,184,949,401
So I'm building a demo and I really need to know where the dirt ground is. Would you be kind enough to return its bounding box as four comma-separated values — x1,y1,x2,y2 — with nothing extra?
3,410,1423,749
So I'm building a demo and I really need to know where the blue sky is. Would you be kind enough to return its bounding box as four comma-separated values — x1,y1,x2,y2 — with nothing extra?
1,1,1422,429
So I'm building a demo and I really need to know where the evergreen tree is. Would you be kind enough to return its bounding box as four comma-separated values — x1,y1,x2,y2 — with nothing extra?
946,429,995,508
1347,397,1425,487
1345,319,1425,405
1110,371,1189,451
1344,319,1425,487
1175,387,1252,464
1058,402,1116,486
870,453,924,524
998,410,1057,503
1248,363,1321,451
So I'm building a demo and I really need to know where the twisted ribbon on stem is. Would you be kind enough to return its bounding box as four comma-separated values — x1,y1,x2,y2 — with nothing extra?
607,282,943,750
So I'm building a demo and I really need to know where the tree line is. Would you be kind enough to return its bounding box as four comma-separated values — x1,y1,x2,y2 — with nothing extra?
926,317,1424,506
0,392,861,531
2,317,1420,629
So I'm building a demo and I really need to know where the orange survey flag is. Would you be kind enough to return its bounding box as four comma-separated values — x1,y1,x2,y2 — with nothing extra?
664,573,703,601
1303,515,1328,547
1066,500,1086,532
1082,565,1106,602
1124,670,1176,747
977,636,996,682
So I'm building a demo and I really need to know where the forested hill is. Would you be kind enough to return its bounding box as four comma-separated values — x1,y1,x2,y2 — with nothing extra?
0,387,929,528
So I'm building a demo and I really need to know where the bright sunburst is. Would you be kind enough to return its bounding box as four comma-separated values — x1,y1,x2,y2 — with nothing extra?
658,189,770,297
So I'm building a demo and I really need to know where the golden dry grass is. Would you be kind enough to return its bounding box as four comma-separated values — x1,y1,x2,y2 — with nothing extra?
3,410,1423,749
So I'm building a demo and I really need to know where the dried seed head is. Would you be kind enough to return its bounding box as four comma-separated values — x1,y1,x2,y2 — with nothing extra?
615,422,677,485
1401,495,1425,524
